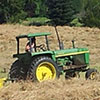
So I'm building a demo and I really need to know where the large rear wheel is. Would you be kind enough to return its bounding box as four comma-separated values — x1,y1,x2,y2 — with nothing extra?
28,56,59,82
9,60,27,82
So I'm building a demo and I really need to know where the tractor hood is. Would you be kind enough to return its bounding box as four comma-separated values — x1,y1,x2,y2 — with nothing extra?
54,48,89,58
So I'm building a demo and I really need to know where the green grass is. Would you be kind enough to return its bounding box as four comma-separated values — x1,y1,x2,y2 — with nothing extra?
0,67,8,78
21,17,51,26
70,18,84,27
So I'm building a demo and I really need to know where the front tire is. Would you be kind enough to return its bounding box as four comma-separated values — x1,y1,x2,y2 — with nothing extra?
28,56,60,82
85,68,98,80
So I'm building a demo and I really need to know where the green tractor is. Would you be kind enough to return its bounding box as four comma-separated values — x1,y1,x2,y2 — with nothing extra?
9,27,97,82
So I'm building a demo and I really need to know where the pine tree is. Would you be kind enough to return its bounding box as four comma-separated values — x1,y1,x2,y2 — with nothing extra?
8,0,27,23
24,0,36,17
0,0,9,23
46,0,75,25
0,0,27,23
34,0,47,17
83,0,100,27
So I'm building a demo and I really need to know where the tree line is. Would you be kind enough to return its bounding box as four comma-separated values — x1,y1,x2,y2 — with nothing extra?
0,0,100,27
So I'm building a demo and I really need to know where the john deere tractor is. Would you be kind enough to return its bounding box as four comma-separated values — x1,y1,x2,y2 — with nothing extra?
9,27,97,82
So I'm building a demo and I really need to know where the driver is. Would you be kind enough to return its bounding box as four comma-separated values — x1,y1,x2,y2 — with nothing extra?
25,37,36,52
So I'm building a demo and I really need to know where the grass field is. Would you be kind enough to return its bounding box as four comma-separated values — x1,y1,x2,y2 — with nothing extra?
0,67,8,78
0,24,100,100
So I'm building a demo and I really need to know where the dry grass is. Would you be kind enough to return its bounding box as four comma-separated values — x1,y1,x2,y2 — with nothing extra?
0,78,100,100
0,24,100,100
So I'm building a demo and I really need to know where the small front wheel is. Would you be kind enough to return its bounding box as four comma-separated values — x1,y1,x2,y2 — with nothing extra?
85,68,98,80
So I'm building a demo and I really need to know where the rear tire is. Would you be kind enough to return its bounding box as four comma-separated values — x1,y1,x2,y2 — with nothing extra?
85,68,98,80
9,60,27,82
28,56,60,82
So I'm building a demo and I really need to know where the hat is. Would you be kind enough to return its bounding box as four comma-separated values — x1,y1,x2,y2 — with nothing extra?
31,37,35,43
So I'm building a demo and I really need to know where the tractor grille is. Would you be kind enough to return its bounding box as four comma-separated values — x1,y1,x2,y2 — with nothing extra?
73,54,87,65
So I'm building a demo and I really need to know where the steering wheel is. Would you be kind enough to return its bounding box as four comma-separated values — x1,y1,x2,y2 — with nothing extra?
36,44,46,51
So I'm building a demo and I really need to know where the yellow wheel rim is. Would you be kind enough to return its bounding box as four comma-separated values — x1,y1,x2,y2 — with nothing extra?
90,72,97,80
36,62,56,82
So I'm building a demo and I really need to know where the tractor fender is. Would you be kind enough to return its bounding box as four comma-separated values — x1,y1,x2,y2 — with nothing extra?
31,51,56,61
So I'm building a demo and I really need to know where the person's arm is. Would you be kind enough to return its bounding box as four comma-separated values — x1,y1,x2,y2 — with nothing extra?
25,42,30,52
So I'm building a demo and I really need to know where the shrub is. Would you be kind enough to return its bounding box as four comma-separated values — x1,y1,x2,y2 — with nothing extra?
70,18,84,27
22,17,51,26
82,0,100,27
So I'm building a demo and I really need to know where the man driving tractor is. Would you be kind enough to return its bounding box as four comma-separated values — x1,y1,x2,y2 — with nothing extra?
25,37,36,52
